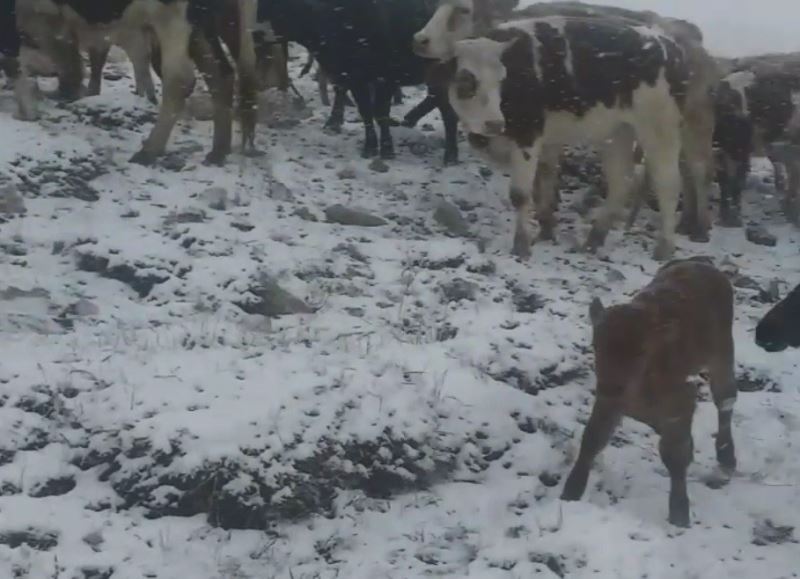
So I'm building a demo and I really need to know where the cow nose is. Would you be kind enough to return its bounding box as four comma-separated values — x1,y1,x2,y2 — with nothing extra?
413,35,430,53
484,120,505,136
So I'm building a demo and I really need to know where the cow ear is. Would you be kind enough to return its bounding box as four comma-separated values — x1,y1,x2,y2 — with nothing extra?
589,298,605,327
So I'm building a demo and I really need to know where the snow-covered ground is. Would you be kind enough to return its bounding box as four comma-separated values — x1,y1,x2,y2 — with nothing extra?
1,47,799,579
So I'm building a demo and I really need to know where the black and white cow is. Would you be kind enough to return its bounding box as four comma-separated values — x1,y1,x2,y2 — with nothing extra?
12,0,257,166
443,16,695,260
713,66,800,227
0,0,38,120
256,0,460,165
414,0,719,253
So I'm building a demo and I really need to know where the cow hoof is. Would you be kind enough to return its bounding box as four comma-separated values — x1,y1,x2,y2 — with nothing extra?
323,124,343,135
203,151,228,167
718,213,742,228
668,511,691,528
584,226,608,253
130,150,159,166
688,230,710,243
511,235,532,259
443,155,459,167
401,117,417,128
538,227,556,243
652,239,675,261
380,147,396,160
361,145,378,159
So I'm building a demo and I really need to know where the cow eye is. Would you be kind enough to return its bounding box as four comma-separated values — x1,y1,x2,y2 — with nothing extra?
455,69,478,100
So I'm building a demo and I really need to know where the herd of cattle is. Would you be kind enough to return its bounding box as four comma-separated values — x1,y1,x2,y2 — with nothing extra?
2,0,800,529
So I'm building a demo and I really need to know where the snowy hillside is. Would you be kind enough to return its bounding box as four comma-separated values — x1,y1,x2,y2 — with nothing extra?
0,46,798,579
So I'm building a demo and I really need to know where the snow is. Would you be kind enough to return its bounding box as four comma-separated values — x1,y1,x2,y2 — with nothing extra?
1,45,800,579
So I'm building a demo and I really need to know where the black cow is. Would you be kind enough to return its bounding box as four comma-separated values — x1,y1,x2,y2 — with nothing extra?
755,283,800,352
714,66,800,227
12,0,257,166
0,0,38,120
256,0,459,165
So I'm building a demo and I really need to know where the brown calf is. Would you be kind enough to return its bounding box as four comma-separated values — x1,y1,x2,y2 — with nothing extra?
561,259,737,527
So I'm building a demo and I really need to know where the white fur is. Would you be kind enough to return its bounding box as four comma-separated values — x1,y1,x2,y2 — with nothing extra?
413,0,474,60
724,70,756,117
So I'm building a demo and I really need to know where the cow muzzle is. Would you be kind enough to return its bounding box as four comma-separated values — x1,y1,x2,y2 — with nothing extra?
412,34,432,57
482,120,505,137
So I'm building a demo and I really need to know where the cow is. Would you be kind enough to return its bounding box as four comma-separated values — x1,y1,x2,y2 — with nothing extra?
713,66,800,227
13,0,258,166
755,282,800,352
562,258,737,528
256,0,460,166
0,0,38,120
414,0,719,252
441,16,709,260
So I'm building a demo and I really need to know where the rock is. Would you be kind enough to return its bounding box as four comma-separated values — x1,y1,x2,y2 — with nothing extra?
78,566,115,579
168,208,206,224
368,159,390,173
235,276,315,317
752,519,795,546
746,224,777,247
0,286,50,300
334,243,369,264
511,288,546,314
64,299,100,317
606,268,626,282
0,529,59,551
478,166,493,178
76,253,170,298
293,206,318,222
337,167,357,180
732,274,762,291
201,186,228,210
269,180,294,202
325,204,387,227
28,475,76,498
82,531,105,551
440,278,478,303
433,200,470,237
0,183,26,214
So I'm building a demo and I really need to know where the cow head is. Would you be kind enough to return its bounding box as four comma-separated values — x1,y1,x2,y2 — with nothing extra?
413,0,519,60
448,36,514,136
755,284,800,352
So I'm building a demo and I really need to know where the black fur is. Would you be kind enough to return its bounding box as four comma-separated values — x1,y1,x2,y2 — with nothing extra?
491,18,688,149
713,69,799,226
0,0,20,58
756,283,800,352
257,0,459,164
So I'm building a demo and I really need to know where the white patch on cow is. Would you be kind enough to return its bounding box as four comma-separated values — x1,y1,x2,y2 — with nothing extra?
413,0,474,60
253,20,279,42
725,71,756,117
449,38,510,135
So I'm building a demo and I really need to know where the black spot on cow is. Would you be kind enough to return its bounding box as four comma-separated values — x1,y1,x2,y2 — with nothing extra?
0,0,21,59
491,18,688,147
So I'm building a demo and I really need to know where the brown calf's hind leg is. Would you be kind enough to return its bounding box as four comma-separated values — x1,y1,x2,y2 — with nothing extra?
561,396,621,501
658,400,695,528
709,339,737,474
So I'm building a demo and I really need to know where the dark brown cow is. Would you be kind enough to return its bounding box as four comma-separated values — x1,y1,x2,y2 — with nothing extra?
562,258,737,527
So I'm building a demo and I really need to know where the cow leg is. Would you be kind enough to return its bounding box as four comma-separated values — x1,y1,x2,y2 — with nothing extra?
131,15,195,165
189,31,235,166
373,81,396,160
508,142,542,258
41,30,83,102
324,85,347,134
402,94,437,128
316,67,330,106
349,82,378,158
717,151,747,227
658,405,695,528
5,57,39,121
586,127,637,251
435,94,459,166
638,123,682,261
679,118,714,242
87,43,110,97
118,28,158,104
561,395,621,501
532,145,561,242
709,335,737,474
